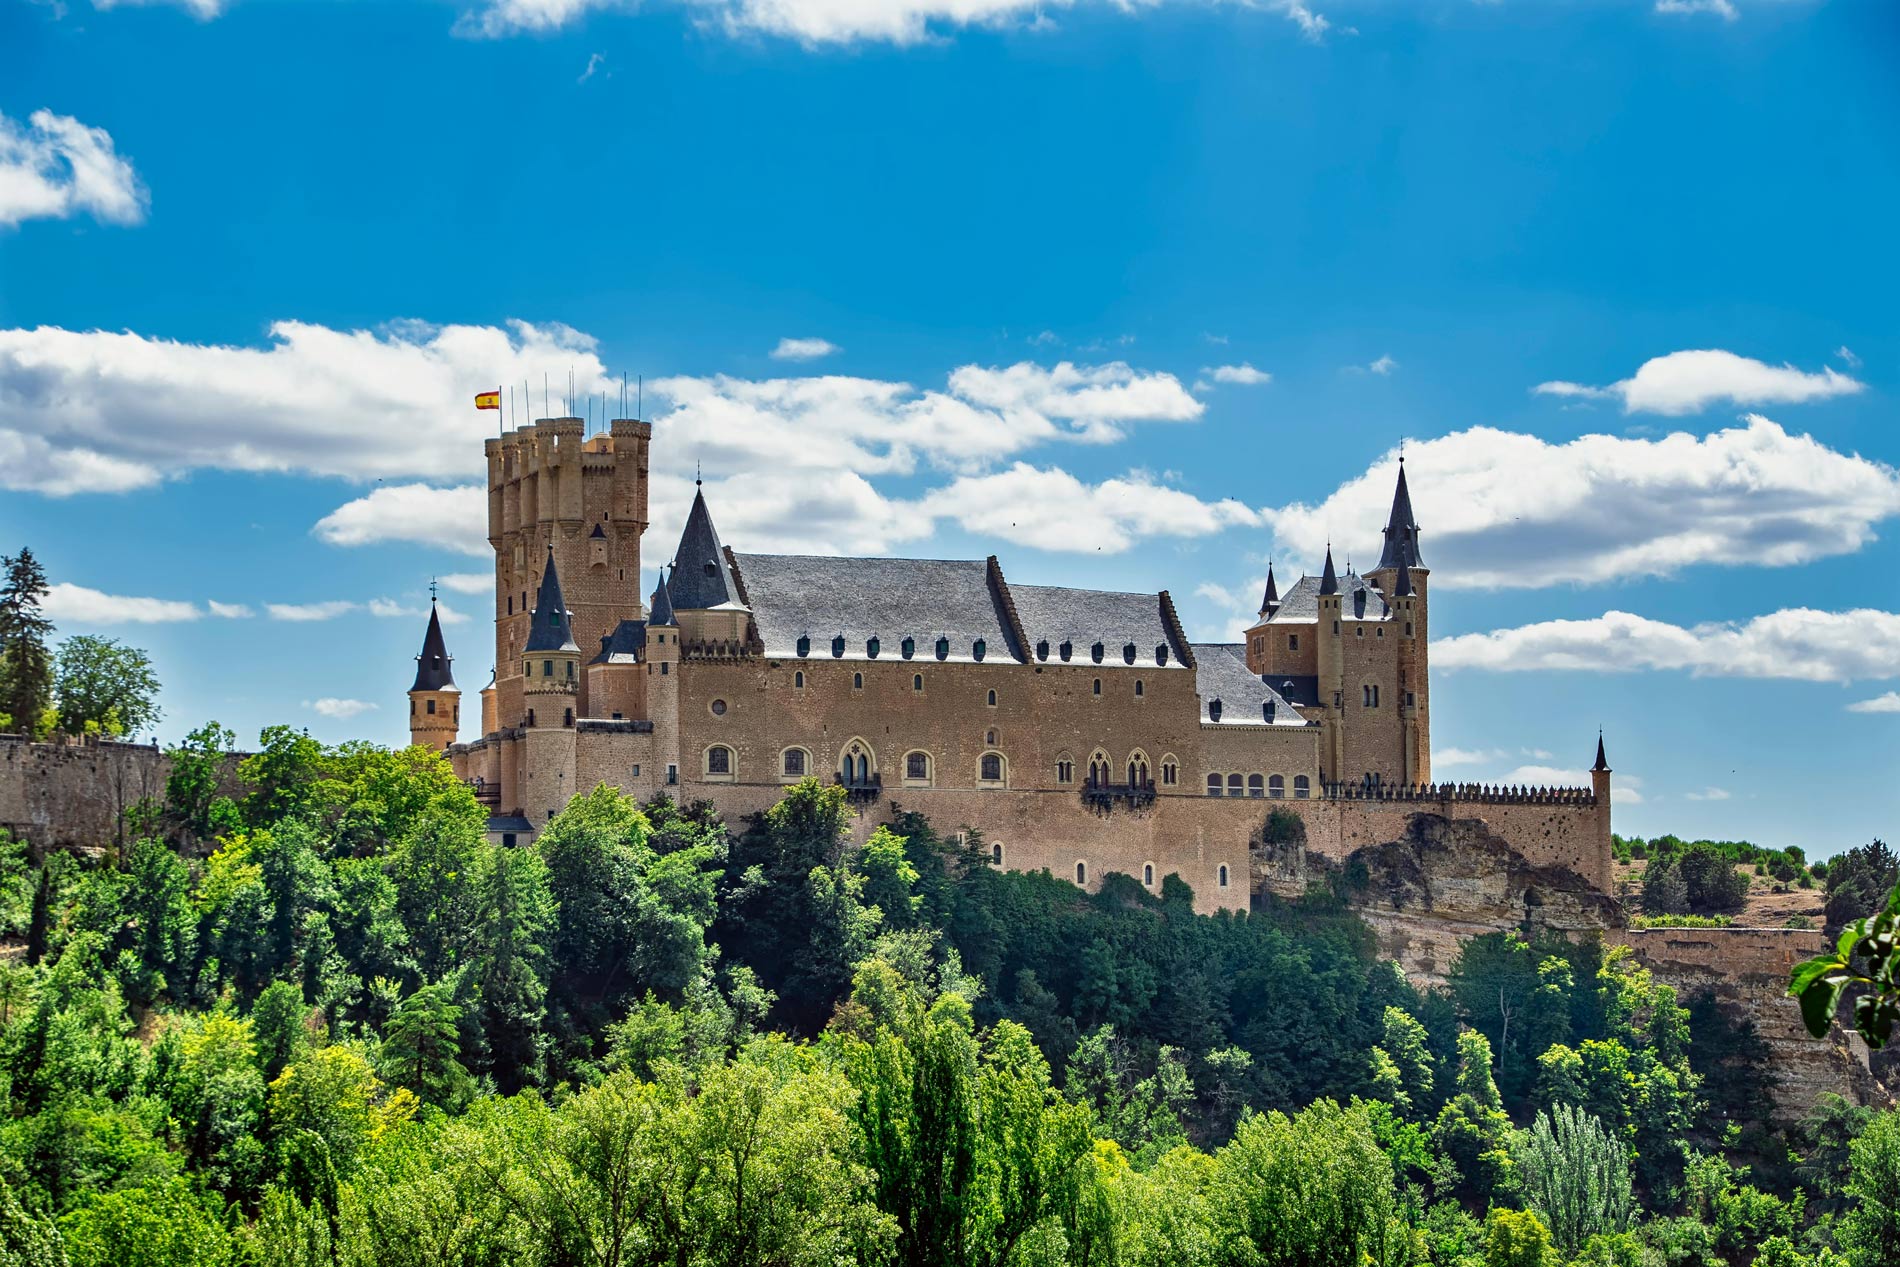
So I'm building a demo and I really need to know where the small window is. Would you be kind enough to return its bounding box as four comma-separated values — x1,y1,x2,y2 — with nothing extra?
1363,684,1380,708
902,636,916,659
710,699,727,716
1036,639,1049,661
1209,698,1223,722
1134,679,1144,697
867,636,881,659
992,842,1004,866
913,674,924,692
1267,774,1283,799
987,689,997,707
1059,640,1073,661
1228,773,1244,796
1057,759,1074,783
542,660,553,677
1143,863,1155,887
853,672,864,690
1288,634,1299,651
1251,773,1267,798
1091,641,1104,664
630,764,640,776
1075,861,1087,886
797,635,811,657
1405,622,1414,637
985,729,997,745
832,635,846,658
1123,642,1136,664
1156,644,1169,665
502,833,517,848
973,638,987,662
1294,775,1310,799
425,699,436,715
783,748,807,777
1162,761,1177,786
794,670,805,688
566,661,575,680
1218,864,1229,889
707,746,732,775
1357,626,1365,638
1377,627,1384,638
666,764,678,785
1207,773,1222,797
527,709,536,727
906,751,930,781
661,663,669,676
1092,679,1102,696
980,753,1003,782
936,637,950,661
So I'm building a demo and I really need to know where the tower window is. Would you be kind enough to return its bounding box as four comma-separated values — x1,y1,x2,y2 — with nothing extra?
1405,622,1414,637
1288,634,1299,651
1294,775,1310,799
426,699,436,715
1218,864,1230,889
902,636,916,659
1363,685,1380,708
1134,680,1144,697
507,597,513,614
543,660,553,677
563,708,573,727
1092,679,1102,696
566,661,574,680
853,672,864,690
794,670,805,688
987,689,997,707
913,674,923,691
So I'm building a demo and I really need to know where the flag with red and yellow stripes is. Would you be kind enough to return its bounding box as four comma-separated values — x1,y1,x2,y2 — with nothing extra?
475,389,501,411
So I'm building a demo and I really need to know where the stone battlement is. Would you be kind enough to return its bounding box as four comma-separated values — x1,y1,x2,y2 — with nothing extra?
1322,780,1597,806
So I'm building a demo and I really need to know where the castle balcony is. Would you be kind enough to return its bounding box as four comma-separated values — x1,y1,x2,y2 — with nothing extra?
1081,778,1157,811
466,777,500,808
833,771,883,805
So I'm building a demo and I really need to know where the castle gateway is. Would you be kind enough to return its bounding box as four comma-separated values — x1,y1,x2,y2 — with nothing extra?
412,415,1612,914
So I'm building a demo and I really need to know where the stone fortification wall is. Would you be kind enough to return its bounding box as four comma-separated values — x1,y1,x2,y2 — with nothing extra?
1615,926,1890,1120
0,734,172,855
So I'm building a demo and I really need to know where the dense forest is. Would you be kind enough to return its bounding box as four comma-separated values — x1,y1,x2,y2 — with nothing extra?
0,723,1895,1267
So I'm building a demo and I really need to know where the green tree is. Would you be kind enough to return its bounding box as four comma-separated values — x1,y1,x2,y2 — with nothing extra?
161,723,239,846
0,548,55,738
467,841,555,1092
249,979,310,1082
0,1173,69,1267
56,1178,239,1267
51,636,160,739
1838,1110,1900,1267
1482,1208,1559,1267
1434,1030,1516,1206
268,1044,414,1178
1513,1104,1632,1253
378,982,473,1110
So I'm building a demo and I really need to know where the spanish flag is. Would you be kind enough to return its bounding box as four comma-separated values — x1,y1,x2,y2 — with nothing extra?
475,389,501,411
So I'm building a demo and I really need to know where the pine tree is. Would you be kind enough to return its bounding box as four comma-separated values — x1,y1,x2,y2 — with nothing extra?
0,548,54,737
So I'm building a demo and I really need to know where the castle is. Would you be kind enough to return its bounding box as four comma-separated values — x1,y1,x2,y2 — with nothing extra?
414,414,1614,914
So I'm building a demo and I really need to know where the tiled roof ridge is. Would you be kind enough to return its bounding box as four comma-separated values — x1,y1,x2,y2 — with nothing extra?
985,555,1030,663
1157,590,1197,670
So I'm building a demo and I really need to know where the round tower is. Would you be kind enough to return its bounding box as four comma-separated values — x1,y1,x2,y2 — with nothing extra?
408,599,460,751
522,547,580,730
646,567,682,791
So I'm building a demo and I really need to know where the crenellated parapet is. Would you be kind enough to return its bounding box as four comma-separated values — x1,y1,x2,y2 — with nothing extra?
1322,780,1598,806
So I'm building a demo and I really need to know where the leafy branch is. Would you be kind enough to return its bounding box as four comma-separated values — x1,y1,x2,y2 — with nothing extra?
1790,881,1900,1048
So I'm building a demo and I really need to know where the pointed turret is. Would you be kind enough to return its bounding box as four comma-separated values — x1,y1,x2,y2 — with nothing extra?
1393,561,1414,598
1319,546,1339,596
526,548,579,653
668,486,741,611
410,602,455,691
1592,731,1610,773
407,599,460,750
1377,459,1423,572
648,567,676,627
1259,564,1280,617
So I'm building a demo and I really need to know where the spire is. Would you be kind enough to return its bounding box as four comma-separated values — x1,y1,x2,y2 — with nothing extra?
1393,561,1414,598
1319,545,1339,596
525,548,579,653
668,485,742,611
648,567,676,627
1377,459,1423,572
409,601,455,692
1592,731,1610,772
1259,563,1280,615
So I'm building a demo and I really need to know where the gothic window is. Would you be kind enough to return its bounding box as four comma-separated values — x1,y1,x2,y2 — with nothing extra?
1227,773,1244,796
782,748,807,778
1128,755,1149,786
1294,775,1310,799
706,745,732,775
797,635,811,657
1088,753,1109,785
1206,773,1222,797
1057,759,1074,784
980,753,1004,783
867,636,881,659
906,751,931,782
902,636,916,659
1218,864,1230,888
1075,861,1087,886
1143,863,1155,887
1161,758,1178,786
1363,684,1380,708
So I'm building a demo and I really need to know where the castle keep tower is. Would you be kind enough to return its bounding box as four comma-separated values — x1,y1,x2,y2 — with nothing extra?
408,601,459,751
487,416,652,731
1365,459,1430,784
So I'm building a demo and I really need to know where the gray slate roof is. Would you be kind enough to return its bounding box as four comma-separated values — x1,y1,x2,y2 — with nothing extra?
1191,644,1311,726
731,554,1014,663
1010,584,1188,669
1263,572,1392,624
591,619,648,665
410,603,455,691
525,553,580,653
669,489,745,611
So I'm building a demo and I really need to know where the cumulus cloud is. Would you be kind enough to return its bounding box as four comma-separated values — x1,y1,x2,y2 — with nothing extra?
1534,349,1863,415
770,336,840,361
437,572,493,595
267,601,360,622
1264,415,1900,590
458,0,1337,44
305,698,378,720
266,598,467,624
43,583,205,624
1436,607,1900,684
1846,692,1900,714
1344,354,1397,377
1655,0,1737,19
313,483,490,556
919,464,1261,554
0,108,149,229
206,601,254,618
1202,363,1272,387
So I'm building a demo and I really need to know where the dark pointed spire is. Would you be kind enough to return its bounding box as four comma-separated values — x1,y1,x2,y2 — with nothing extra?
1393,561,1414,598
409,601,455,691
525,548,579,653
1377,458,1423,572
1319,545,1339,596
668,486,742,611
1592,731,1610,772
1259,563,1280,615
648,566,676,627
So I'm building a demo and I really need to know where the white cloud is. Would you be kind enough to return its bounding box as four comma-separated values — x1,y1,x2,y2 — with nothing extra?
919,464,1260,554
305,698,378,720
1847,692,1900,714
313,483,490,556
0,429,158,497
437,572,493,595
42,582,202,624
1265,415,1900,590
266,598,466,624
578,51,605,82
1684,787,1732,801
0,108,149,230
1436,607,1900,684
1202,363,1272,387
1202,333,1230,346
770,336,840,362
206,601,254,619
1534,349,1863,415
267,601,360,623
1655,0,1737,19
1436,747,1511,767
1835,346,1861,369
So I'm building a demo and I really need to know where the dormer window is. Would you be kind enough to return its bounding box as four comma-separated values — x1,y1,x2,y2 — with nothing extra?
832,635,846,658
1209,698,1223,722
901,636,916,659
1091,642,1105,664
1059,640,1073,662
704,560,717,577
1123,642,1136,664
867,636,881,659
1036,640,1049,661
973,638,987,662
797,635,811,657
1156,644,1169,665
936,637,950,661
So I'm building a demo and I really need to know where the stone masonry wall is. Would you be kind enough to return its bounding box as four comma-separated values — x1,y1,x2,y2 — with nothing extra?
0,734,172,855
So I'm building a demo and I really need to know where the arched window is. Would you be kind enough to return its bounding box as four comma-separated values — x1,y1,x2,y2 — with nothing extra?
1134,679,1144,697
1075,861,1088,886
706,745,733,776
1267,774,1284,799
1218,864,1230,889
841,740,874,786
853,672,864,689
1294,775,1311,799
1128,752,1149,786
980,752,1005,784
1207,773,1223,797
1228,773,1244,796
904,751,931,784
992,841,1004,867
1249,773,1265,797
794,670,805,688
1143,863,1155,887
987,688,997,707
913,674,924,691
1056,757,1074,783
1092,679,1102,696
1161,757,1178,786
782,748,808,778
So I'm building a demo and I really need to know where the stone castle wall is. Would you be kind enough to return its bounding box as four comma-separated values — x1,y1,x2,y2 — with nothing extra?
0,734,172,855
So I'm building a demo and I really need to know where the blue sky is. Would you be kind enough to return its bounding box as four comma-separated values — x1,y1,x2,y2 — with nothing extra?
3,0,1896,856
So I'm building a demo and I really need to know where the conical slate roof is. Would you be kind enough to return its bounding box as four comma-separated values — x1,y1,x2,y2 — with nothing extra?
525,550,580,653
1377,461,1423,572
668,486,744,611
648,567,676,627
1318,546,1339,596
410,603,455,691
1393,562,1414,598
1259,564,1280,614
1592,732,1610,772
